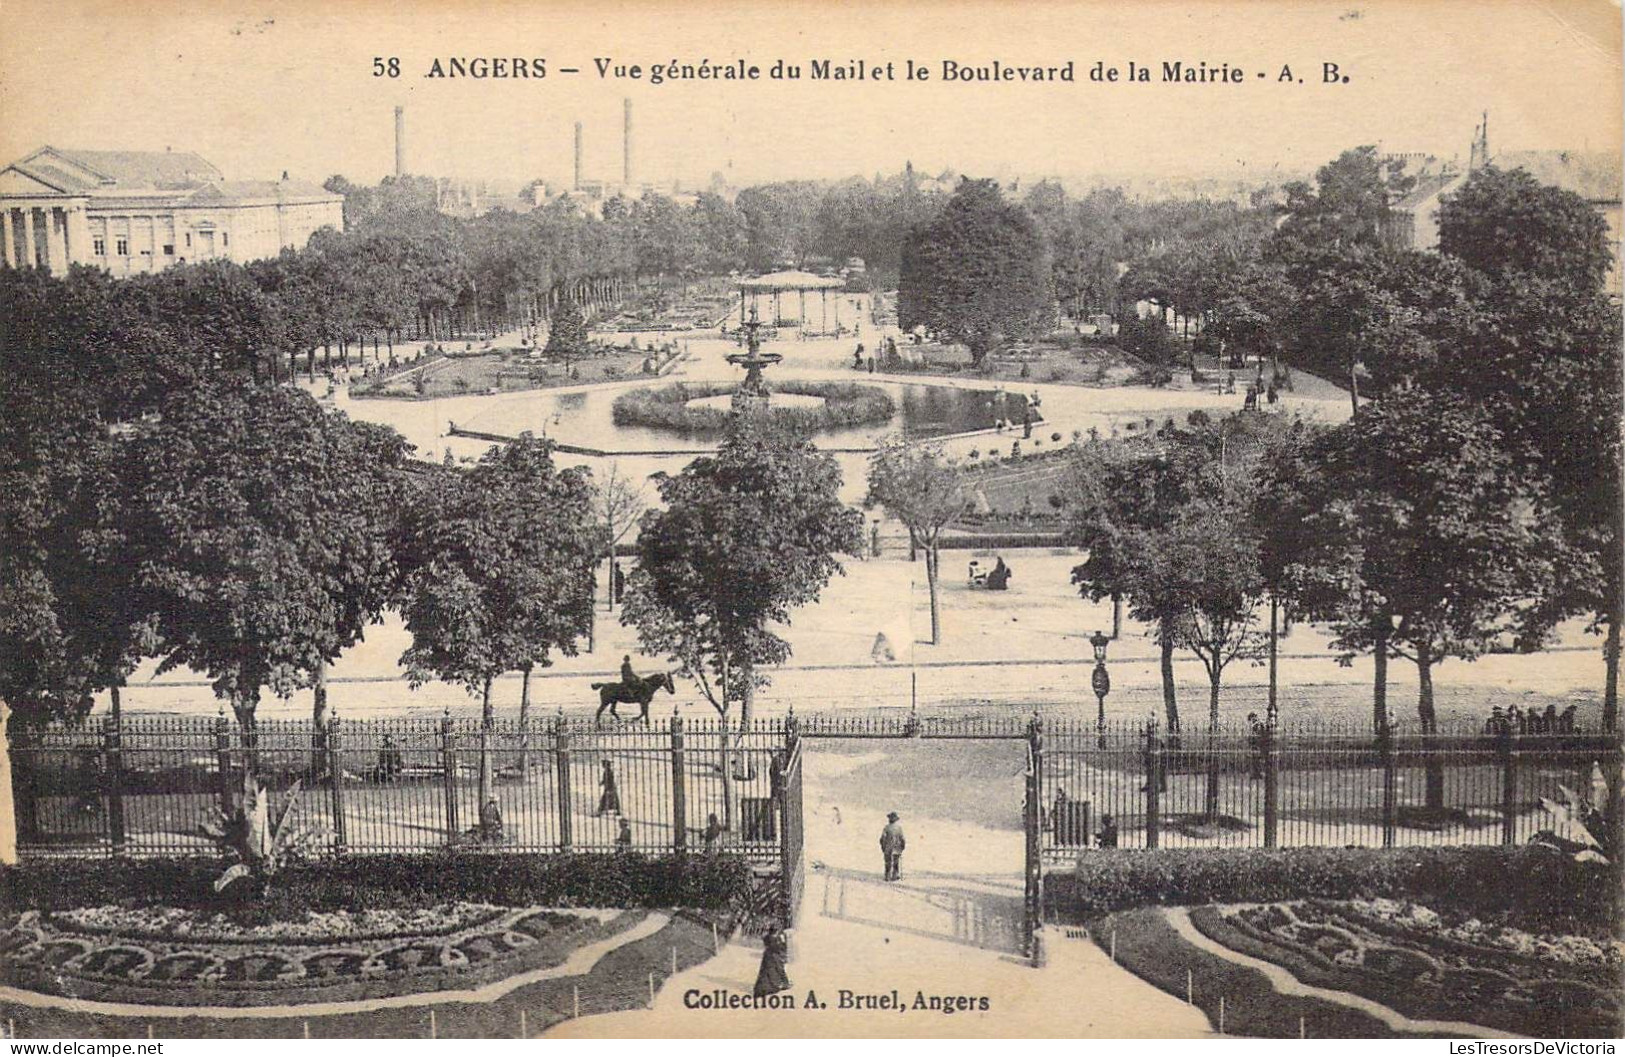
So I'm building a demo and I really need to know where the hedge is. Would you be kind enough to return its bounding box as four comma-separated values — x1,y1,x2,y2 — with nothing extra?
611,380,895,436
1045,846,1618,935
0,852,755,921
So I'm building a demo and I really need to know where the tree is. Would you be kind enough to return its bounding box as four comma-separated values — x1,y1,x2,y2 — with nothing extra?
397,434,595,809
1438,165,1613,294
1296,390,1564,808
865,436,965,645
545,298,590,371
0,401,154,726
119,383,409,737
621,416,862,826
899,178,1052,365
594,462,647,614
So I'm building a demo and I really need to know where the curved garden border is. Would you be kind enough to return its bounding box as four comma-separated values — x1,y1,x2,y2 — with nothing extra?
611,381,896,437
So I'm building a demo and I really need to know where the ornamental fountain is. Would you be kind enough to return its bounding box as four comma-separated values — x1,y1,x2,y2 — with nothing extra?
725,307,783,414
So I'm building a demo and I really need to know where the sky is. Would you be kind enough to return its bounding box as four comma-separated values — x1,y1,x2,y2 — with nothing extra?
1,0,1619,190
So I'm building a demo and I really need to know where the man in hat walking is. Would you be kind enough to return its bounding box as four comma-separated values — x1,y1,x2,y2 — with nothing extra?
879,812,906,881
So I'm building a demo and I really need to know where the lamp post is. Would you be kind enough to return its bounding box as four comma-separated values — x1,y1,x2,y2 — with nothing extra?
1090,629,1111,748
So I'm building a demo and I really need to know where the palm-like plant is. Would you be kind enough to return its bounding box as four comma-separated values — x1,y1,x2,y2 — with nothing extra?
200,773,326,893
1532,763,1615,864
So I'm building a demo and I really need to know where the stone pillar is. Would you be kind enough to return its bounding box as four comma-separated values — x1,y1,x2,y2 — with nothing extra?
21,208,36,268
46,208,67,275
1,209,14,268
66,205,90,266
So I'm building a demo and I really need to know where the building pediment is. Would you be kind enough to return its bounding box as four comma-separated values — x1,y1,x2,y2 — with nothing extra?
0,166,80,197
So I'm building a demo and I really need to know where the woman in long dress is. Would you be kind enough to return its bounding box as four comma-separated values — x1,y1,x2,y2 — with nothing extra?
597,759,620,816
753,924,791,997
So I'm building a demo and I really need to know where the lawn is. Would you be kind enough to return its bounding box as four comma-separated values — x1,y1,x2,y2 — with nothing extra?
356,347,672,400
1190,901,1621,1038
1091,907,1453,1037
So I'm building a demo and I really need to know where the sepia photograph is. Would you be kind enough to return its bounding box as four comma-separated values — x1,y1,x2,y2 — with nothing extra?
0,0,1621,1042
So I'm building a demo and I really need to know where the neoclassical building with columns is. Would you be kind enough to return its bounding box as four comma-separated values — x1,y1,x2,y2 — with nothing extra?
0,146,343,277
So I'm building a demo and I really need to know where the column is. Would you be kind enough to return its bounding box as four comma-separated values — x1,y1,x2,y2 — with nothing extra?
2,209,14,268
22,208,36,268
46,208,67,276
66,205,90,267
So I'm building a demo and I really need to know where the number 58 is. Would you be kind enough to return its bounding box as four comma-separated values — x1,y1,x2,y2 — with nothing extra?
373,57,401,78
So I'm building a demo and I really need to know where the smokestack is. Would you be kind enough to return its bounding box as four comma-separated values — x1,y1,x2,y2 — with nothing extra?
394,106,406,177
623,98,633,186
574,121,583,191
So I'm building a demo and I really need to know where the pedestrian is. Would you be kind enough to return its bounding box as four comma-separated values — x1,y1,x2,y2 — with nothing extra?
702,811,722,854
1246,712,1265,779
1096,812,1118,848
479,795,505,843
615,816,633,851
597,758,621,816
753,923,792,998
879,811,906,881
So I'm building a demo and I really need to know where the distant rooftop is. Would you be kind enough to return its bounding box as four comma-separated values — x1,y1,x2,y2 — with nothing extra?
1492,150,1622,204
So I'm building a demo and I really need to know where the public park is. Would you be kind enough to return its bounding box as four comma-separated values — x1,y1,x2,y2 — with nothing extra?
2,75,1623,1038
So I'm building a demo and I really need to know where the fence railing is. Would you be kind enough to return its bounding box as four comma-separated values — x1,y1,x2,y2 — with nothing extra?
9,715,790,862
9,712,1619,863
1036,717,1620,863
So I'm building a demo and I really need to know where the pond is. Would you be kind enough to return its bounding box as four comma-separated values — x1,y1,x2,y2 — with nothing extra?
460,380,1040,452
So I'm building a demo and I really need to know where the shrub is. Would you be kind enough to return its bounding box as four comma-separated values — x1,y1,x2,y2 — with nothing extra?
1045,847,1618,935
1051,432,1063,443
0,853,755,919
611,381,895,437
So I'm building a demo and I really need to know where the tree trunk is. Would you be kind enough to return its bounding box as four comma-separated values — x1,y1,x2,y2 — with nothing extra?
1205,670,1222,820
1267,596,1279,723
1349,361,1360,416
1111,594,1122,639
478,675,495,810
1416,641,1444,810
1158,616,1181,736
109,685,121,726
1604,607,1621,733
926,544,942,645
1373,618,1390,733
310,661,328,777
518,663,533,779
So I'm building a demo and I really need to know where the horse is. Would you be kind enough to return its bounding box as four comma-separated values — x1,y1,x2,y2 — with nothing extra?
591,670,675,723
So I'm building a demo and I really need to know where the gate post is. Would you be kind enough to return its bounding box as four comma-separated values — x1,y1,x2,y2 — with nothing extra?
1024,713,1043,958
1144,718,1161,849
1263,718,1279,849
555,715,573,852
440,713,459,846
671,715,687,854
1498,724,1517,846
1379,722,1397,849
327,717,347,856
102,716,125,855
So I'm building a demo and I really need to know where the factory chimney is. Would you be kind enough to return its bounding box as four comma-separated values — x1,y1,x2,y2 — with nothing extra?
574,121,584,191
623,98,633,187
394,106,406,177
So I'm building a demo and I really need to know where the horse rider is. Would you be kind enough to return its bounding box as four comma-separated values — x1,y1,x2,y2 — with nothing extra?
621,654,639,689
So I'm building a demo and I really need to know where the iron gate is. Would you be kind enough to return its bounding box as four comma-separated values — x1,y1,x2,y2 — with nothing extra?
773,728,805,928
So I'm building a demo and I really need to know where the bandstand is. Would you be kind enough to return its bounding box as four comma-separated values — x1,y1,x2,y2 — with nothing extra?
735,270,847,335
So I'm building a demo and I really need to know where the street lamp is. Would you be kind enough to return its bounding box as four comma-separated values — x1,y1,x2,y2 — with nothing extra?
1090,629,1112,748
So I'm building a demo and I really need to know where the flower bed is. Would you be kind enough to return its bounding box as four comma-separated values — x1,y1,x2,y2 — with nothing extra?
0,904,645,1007
1191,900,1622,1038
1046,846,1619,937
612,381,895,436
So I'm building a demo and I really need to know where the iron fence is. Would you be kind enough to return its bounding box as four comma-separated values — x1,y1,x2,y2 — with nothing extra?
9,715,788,863
9,711,1619,865
1037,717,1620,864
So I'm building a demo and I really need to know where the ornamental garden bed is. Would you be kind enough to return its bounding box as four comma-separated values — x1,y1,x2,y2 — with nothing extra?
1189,901,1622,1038
1090,906,1450,1038
0,853,752,1010
0,904,649,1007
611,380,895,436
